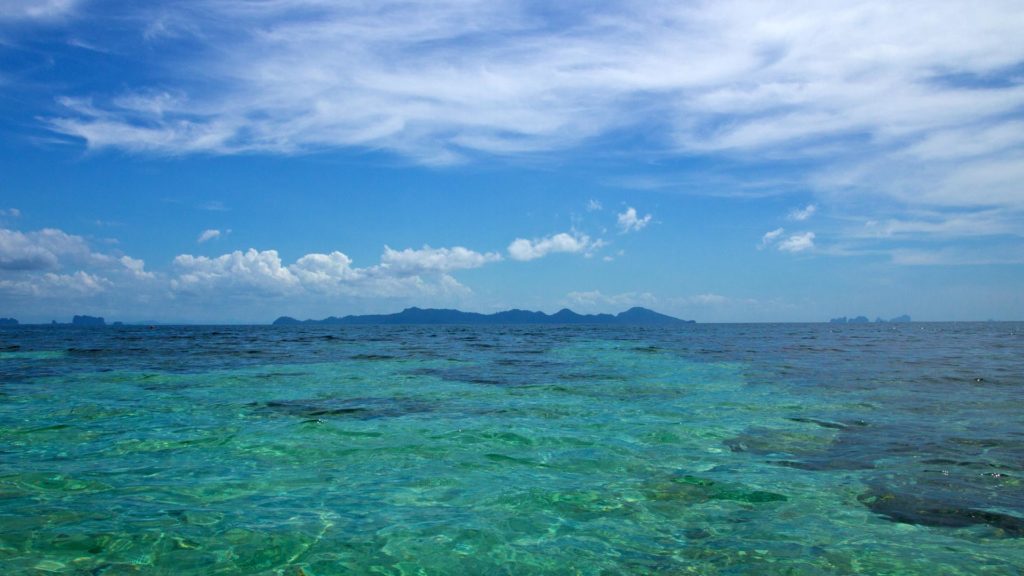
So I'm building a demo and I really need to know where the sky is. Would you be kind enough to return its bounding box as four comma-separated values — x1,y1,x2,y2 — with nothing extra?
1,0,1023,323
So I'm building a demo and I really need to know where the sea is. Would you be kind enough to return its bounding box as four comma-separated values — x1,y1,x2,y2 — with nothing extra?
0,322,1022,575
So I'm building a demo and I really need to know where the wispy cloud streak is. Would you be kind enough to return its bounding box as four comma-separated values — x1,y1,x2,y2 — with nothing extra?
42,2,1023,175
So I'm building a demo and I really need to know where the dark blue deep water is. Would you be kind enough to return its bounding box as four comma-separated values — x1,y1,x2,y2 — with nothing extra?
1,323,1022,574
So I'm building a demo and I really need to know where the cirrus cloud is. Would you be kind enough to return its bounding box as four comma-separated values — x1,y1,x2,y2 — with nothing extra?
37,2,1022,193
32,0,1024,264
0,0,79,21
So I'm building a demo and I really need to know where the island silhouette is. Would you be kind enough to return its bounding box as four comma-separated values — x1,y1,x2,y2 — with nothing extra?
273,307,694,326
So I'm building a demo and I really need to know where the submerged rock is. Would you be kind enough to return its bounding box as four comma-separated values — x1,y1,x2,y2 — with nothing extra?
858,489,1024,537
727,419,880,471
251,397,432,420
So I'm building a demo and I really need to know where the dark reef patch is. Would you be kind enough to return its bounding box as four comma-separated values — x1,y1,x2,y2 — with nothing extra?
250,397,433,420
859,488,1024,537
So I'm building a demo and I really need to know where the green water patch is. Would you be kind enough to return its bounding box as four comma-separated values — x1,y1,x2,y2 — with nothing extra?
0,472,113,497
645,474,788,507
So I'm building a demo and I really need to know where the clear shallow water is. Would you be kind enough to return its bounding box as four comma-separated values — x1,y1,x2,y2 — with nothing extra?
0,323,1022,575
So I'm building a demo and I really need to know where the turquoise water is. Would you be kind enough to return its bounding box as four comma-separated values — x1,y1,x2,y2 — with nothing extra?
1,323,1022,574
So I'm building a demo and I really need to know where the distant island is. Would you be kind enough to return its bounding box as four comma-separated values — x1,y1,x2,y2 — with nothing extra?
72,315,106,326
274,307,694,326
0,317,18,326
830,315,911,324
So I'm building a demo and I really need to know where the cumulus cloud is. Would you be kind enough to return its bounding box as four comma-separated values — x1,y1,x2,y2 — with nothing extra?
0,226,162,305
760,227,816,254
617,207,652,233
777,232,816,253
172,249,300,294
788,204,817,221
170,242,500,299
0,227,96,270
507,231,603,261
380,245,501,273
119,255,154,279
0,271,111,297
197,229,221,243
0,223,499,312
289,251,360,288
586,199,603,212
0,231,59,270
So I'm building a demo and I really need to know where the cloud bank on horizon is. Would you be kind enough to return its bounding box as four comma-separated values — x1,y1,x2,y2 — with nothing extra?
1,0,1023,321
0,221,641,321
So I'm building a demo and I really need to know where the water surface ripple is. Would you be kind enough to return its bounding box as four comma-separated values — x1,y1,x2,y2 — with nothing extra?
1,323,1022,574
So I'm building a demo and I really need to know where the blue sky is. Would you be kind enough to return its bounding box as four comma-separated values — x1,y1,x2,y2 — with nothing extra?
1,0,1023,323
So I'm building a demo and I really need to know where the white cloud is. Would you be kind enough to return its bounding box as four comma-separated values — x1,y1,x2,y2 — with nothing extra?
0,224,497,313
36,1,1024,259
41,2,1023,193
171,249,300,294
0,226,163,304
854,210,1018,239
686,293,729,306
119,255,154,279
0,271,111,297
41,271,110,294
566,290,658,310
0,0,79,21
0,208,21,218
788,204,817,221
0,227,95,270
170,242,497,299
761,228,816,254
565,290,745,314
777,232,816,253
617,207,652,233
601,249,626,262
197,229,221,243
889,246,1024,266
289,251,360,288
586,199,603,212
507,231,602,261
380,245,501,273
0,230,59,270
758,227,785,250
36,0,1024,272
903,121,1024,162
